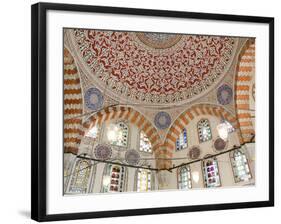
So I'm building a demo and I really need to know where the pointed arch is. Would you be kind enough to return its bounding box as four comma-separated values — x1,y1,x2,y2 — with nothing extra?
234,39,255,143
82,106,161,154
63,47,83,154
159,104,239,169
165,104,239,152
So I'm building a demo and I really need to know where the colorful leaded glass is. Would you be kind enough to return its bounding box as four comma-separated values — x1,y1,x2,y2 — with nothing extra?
102,164,126,193
203,158,221,188
176,128,188,151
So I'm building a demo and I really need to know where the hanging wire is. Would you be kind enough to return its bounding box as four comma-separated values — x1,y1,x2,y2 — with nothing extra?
64,71,256,175
64,161,99,178
167,140,254,172
66,138,255,175
76,155,159,171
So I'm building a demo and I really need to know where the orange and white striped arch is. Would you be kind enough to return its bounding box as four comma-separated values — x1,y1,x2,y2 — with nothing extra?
63,47,84,154
159,104,239,169
235,40,255,143
82,106,161,153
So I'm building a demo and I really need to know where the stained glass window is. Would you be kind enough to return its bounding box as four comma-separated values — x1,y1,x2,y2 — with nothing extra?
198,119,212,143
137,169,152,192
231,150,251,182
140,131,152,153
203,157,221,188
69,159,91,194
108,122,129,147
85,124,99,140
178,166,192,189
102,164,126,193
176,128,188,151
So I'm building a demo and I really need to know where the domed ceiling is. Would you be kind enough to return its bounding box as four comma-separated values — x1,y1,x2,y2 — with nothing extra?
70,29,238,107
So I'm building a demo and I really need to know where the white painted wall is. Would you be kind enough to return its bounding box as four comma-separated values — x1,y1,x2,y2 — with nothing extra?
64,121,158,194
64,115,254,194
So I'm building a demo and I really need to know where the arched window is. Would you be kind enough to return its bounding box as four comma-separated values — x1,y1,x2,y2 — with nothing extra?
68,159,91,194
85,124,99,140
198,119,212,143
136,169,152,192
178,166,192,189
222,119,235,133
139,131,152,153
203,157,221,188
102,164,126,192
107,122,129,147
176,128,188,151
217,119,235,140
231,150,251,182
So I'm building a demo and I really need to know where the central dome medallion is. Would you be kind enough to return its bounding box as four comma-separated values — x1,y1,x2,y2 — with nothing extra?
136,32,182,49
73,29,237,106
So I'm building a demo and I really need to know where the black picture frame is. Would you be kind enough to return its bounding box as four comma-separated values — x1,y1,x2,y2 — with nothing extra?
31,2,274,222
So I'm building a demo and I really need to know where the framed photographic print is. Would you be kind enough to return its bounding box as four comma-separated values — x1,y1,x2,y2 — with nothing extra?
31,2,274,222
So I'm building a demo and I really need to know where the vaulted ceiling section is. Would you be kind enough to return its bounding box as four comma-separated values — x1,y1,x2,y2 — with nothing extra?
63,29,255,166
